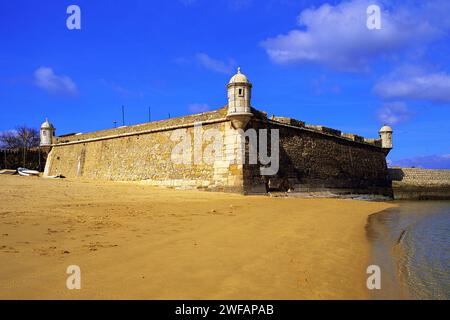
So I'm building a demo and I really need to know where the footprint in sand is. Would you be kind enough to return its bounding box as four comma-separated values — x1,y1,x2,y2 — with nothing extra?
46,228,59,235
1,245,19,253
32,246,59,256
83,242,118,252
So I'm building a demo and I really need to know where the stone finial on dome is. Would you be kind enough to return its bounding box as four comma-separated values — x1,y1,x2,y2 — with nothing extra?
41,118,54,129
228,67,250,85
379,124,393,133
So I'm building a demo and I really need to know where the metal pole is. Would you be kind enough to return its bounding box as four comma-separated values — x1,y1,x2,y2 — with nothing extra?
38,147,41,172
148,106,151,122
122,105,125,126
23,133,26,167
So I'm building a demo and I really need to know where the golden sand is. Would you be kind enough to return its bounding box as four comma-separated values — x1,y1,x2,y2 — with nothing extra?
0,175,393,299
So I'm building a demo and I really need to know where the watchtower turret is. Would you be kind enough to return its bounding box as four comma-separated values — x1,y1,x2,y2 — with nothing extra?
40,118,55,146
379,124,393,150
227,67,253,129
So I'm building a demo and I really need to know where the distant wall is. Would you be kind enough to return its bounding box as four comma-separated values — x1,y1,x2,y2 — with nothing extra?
0,147,49,171
389,167,450,200
243,119,392,196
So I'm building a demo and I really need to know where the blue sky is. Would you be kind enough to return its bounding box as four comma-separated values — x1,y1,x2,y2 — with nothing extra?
1,0,449,167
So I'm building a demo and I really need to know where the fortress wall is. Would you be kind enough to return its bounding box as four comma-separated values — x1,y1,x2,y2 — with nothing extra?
46,120,245,193
45,106,392,196
244,120,392,196
389,167,450,200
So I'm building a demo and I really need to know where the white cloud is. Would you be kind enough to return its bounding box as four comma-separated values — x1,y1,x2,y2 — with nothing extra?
188,103,209,113
195,53,236,74
34,67,78,96
261,0,447,71
374,68,450,103
377,101,413,125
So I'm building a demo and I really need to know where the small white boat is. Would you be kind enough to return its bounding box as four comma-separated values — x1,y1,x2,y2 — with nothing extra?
17,168,40,176
18,170,29,176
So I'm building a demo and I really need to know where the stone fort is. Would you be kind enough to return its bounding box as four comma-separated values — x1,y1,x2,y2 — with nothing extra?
40,68,394,196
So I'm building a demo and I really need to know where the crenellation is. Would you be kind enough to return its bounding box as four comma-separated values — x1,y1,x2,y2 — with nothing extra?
270,116,305,128
305,125,341,137
364,138,382,147
341,133,364,143
56,107,229,144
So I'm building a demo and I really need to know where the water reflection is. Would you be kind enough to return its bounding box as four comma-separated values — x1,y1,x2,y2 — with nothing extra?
367,201,450,300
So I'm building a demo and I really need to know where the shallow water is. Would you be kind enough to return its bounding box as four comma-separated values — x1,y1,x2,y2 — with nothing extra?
367,201,450,300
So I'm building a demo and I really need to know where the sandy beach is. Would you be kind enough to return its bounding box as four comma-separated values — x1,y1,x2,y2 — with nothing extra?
0,175,394,299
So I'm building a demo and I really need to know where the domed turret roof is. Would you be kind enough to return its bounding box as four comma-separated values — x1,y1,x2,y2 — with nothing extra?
229,67,250,84
379,124,393,133
41,118,54,129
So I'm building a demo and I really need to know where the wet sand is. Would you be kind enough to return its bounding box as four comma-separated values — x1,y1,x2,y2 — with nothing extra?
367,201,450,300
0,175,393,299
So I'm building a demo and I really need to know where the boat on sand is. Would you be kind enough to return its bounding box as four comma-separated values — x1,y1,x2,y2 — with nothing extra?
17,168,40,176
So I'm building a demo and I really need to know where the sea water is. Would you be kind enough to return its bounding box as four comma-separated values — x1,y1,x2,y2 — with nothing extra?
367,201,450,299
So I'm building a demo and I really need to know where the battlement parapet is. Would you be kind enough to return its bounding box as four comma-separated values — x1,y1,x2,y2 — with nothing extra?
341,133,364,143
305,125,341,137
364,138,382,147
268,115,384,148
56,106,228,144
270,116,305,128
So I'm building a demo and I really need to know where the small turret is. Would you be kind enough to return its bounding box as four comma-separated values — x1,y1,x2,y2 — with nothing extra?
40,118,55,146
226,67,253,129
379,124,393,149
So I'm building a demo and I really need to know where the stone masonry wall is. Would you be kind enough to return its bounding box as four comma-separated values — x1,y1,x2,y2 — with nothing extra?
389,167,450,199
243,119,392,196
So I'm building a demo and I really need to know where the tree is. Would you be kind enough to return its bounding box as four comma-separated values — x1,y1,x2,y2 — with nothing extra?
0,126,40,149
0,126,40,168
